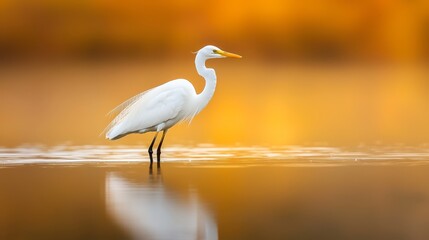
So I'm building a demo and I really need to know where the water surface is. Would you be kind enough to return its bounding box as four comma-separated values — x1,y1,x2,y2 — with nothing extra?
1,145,429,239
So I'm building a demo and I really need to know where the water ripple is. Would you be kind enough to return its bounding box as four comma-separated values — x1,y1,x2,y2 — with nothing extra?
1,145,429,166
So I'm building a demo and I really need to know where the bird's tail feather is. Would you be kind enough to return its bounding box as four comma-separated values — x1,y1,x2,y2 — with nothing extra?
105,125,124,140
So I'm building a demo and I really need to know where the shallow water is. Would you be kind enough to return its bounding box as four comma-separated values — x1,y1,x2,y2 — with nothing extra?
1,145,429,239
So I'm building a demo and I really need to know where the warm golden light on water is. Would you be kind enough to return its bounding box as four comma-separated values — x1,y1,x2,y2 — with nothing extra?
1,145,429,239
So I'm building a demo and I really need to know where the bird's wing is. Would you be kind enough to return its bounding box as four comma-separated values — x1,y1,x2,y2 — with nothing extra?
127,87,188,129
102,90,148,136
105,80,193,138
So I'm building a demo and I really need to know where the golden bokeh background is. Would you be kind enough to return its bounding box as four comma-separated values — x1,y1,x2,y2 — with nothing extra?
0,0,428,146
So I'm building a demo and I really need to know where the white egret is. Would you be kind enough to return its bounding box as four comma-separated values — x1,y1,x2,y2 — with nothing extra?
105,45,241,163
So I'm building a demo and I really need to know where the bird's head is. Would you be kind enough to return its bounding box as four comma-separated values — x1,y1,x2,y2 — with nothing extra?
196,45,242,59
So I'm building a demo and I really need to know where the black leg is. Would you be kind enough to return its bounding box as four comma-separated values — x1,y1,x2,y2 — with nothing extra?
148,132,158,164
156,130,167,162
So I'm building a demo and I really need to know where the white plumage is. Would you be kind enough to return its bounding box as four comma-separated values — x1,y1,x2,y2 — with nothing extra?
106,79,196,140
105,45,241,162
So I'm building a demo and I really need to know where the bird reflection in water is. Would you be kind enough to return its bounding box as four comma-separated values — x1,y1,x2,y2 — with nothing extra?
149,160,161,175
105,165,218,240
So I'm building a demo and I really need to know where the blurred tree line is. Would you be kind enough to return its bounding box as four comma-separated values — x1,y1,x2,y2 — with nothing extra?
0,0,427,62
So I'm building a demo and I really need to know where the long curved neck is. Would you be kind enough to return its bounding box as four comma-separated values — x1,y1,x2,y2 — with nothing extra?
195,53,216,113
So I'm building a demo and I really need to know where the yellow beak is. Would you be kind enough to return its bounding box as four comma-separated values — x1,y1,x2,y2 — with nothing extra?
216,49,242,58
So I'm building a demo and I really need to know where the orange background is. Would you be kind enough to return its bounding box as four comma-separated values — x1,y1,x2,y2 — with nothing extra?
0,0,428,146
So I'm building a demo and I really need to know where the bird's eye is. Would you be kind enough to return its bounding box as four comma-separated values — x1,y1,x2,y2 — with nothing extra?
213,49,218,54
